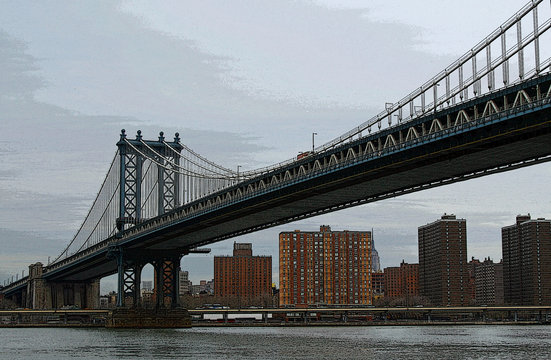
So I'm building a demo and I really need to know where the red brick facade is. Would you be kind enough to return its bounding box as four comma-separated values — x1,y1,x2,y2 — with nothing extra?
418,214,469,306
214,242,272,305
384,261,419,299
502,215,551,305
279,226,371,306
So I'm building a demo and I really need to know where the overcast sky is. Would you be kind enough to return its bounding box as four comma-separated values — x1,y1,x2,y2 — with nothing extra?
1,1,550,292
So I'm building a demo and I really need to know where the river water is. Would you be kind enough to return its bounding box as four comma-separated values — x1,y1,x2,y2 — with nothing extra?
1,325,550,359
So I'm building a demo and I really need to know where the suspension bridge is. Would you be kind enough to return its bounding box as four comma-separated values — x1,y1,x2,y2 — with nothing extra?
2,0,551,311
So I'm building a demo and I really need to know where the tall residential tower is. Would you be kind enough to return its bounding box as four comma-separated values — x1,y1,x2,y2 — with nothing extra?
502,215,551,305
418,214,469,306
279,225,372,306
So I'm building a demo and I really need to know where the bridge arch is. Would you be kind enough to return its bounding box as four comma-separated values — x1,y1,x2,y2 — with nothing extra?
345,148,357,161
405,127,419,141
429,119,444,134
313,160,322,172
454,110,471,126
284,170,293,181
482,100,500,117
258,179,266,189
383,134,397,149
513,89,532,107
364,141,376,155
329,154,339,167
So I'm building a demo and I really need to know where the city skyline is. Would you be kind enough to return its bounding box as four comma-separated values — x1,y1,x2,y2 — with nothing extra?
0,1,550,291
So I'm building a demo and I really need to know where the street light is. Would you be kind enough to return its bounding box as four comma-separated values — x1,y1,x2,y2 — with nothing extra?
312,132,317,153
237,165,241,183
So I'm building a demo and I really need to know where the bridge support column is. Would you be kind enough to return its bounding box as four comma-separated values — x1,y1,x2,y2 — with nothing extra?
47,280,99,309
111,247,183,309
153,256,181,308
25,263,51,309
113,247,144,308
86,279,100,309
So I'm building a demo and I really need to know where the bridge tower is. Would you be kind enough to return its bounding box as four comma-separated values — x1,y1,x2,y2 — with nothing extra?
113,130,184,308
116,129,183,232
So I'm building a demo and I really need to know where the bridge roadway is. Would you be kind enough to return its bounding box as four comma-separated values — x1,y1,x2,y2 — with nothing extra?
4,73,551,294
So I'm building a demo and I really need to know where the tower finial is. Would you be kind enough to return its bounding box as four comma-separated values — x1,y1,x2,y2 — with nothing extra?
159,131,165,141
174,132,180,143
136,130,142,140
120,129,127,141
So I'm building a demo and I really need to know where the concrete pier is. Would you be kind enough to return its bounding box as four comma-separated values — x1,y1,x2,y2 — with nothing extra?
106,307,191,328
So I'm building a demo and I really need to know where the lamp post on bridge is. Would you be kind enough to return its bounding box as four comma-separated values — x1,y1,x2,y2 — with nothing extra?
312,132,317,153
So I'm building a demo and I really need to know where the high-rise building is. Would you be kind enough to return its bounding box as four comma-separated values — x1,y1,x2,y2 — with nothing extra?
383,261,419,301
418,214,469,306
279,225,371,307
214,242,272,305
205,279,214,294
178,271,191,296
372,236,381,272
384,266,401,298
502,215,551,305
474,257,504,306
467,257,481,304
495,262,504,305
371,272,385,302
142,280,153,292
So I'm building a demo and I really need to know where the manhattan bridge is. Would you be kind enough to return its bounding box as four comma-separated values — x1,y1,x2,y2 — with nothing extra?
2,0,551,311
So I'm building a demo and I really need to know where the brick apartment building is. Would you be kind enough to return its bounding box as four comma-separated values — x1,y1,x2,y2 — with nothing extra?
474,257,503,306
384,261,419,301
371,271,385,302
502,215,551,305
214,242,272,306
279,225,372,306
418,214,469,306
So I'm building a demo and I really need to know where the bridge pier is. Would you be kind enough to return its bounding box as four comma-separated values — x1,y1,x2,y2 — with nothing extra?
22,262,100,309
153,257,181,308
112,247,182,309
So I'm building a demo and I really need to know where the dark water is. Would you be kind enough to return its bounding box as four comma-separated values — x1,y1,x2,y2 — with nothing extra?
1,326,550,359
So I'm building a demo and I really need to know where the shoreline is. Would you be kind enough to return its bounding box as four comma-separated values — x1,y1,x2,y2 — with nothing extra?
0,320,547,328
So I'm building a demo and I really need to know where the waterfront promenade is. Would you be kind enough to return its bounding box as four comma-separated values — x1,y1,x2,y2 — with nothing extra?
1,306,550,327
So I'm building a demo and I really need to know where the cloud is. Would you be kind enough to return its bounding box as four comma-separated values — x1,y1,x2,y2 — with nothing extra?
0,25,285,280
